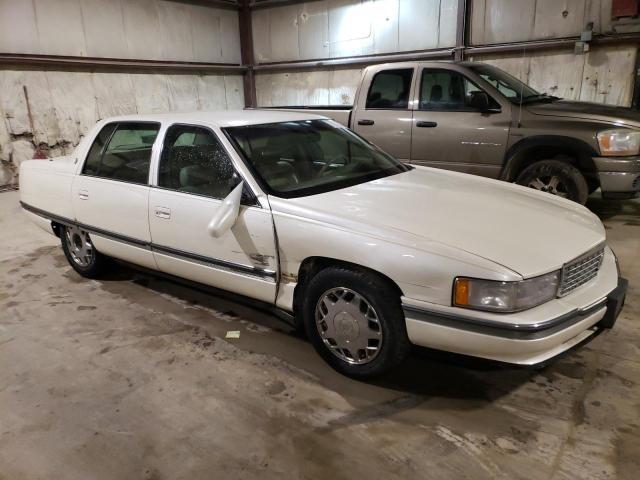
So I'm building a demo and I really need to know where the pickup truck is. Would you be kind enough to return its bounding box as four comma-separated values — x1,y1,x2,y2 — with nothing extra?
19,110,627,377
267,61,640,204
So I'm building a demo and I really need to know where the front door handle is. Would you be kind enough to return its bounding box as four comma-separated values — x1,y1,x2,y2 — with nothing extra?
358,119,375,126
416,121,438,128
78,189,89,200
154,206,171,219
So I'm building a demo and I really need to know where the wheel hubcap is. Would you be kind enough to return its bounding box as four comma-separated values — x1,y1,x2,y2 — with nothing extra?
315,287,382,365
528,175,569,198
65,226,94,267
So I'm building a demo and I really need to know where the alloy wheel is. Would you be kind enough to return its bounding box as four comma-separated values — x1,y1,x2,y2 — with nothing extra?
65,226,95,267
315,287,383,365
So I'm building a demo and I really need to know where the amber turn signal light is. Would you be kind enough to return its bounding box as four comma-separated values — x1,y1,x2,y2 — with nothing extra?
454,278,470,306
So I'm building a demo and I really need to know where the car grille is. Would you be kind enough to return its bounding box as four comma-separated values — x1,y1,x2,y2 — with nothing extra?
558,246,605,297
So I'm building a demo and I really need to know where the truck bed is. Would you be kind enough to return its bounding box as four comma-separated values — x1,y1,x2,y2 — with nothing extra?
257,106,352,127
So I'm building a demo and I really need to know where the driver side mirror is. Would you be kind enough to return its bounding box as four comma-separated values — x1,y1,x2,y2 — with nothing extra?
207,181,243,238
469,91,500,113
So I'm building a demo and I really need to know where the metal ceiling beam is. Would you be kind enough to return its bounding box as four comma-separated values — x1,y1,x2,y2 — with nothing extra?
0,53,247,73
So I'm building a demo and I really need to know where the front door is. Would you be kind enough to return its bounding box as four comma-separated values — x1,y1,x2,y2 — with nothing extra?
72,121,160,269
148,123,278,303
410,68,510,178
352,67,415,161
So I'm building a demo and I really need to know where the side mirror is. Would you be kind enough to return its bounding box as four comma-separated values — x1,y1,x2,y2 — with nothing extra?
207,182,243,238
469,91,499,113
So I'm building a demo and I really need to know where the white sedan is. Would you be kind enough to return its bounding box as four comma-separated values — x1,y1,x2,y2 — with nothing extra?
19,110,627,377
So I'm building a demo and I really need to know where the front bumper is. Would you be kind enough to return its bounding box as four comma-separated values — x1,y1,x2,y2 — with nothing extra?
593,156,640,198
402,251,627,365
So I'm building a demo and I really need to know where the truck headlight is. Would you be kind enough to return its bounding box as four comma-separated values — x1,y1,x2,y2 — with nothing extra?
597,129,640,156
453,271,560,313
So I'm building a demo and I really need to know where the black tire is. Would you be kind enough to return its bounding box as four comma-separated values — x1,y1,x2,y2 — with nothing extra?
60,225,109,278
301,265,411,378
515,159,589,204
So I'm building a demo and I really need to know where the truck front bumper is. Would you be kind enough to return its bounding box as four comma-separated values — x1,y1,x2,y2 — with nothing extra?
593,156,640,199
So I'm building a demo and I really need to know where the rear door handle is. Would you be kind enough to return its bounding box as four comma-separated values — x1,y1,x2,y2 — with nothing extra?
416,121,438,128
78,189,89,200
154,206,171,219
357,119,375,126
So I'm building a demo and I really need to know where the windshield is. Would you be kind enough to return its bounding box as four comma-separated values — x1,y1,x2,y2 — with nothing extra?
224,119,410,198
467,64,556,104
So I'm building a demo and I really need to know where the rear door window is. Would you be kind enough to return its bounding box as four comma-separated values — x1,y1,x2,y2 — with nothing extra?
365,69,413,109
82,122,160,185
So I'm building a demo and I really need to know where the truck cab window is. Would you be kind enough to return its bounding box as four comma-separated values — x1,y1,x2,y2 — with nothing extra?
83,122,159,184
158,124,243,201
366,69,413,109
420,70,498,111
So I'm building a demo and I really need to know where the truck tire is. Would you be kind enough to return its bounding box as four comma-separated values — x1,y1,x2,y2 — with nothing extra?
61,225,109,278
301,265,411,378
515,160,589,204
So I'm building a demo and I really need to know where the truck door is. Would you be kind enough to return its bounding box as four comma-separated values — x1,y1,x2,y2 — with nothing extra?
352,66,416,162
148,123,278,304
72,121,159,270
410,67,510,178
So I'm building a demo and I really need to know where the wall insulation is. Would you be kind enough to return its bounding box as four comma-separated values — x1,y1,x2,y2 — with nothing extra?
0,71,244,185
0,0,241,63
0,0,243,185
252,0,458,63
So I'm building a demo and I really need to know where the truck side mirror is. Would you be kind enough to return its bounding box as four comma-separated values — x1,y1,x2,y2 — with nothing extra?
469,91,499,113
207,181,243,238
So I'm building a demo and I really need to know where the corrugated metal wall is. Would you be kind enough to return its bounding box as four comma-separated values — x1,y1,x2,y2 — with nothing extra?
253,0,637,111
0,0,243,185
252,0,458,63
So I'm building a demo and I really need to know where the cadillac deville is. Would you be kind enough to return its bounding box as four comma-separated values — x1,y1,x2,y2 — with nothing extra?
20,110,628,377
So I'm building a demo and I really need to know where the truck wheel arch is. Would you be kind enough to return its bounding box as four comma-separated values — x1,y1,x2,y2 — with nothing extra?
501,136,599,183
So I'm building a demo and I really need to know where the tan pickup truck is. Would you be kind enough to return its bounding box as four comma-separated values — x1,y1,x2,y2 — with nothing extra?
267,61,640,204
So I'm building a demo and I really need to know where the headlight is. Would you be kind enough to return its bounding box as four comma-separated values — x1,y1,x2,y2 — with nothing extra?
453,271,560,313
597,129,640,156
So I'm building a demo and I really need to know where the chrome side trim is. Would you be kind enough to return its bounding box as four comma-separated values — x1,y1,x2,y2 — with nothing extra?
152,244,276,282
20,201,276,282
402,299,608,340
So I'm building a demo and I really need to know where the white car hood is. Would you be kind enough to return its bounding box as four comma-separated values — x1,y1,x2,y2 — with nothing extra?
274,167,606,278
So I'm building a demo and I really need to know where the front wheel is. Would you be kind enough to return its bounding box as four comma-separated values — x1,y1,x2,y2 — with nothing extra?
302,266,411,378
515,160,589,204
61,225,109,278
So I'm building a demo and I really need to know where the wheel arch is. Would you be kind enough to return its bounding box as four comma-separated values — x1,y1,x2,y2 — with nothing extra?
501,136,599,183
291,256,405,327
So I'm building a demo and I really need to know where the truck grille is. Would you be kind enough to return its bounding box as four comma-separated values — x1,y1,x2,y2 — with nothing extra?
558,246,605,297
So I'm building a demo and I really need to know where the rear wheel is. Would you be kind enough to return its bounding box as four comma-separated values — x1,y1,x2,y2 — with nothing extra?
302,266,411,378
515,159,588,204
61,225,109,278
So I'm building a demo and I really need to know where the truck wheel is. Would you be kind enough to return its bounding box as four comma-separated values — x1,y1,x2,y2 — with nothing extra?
516,160,588,204
61,225,109,278
301,265,411,378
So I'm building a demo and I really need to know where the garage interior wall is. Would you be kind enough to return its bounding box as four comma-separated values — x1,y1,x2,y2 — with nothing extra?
0,0,244,186
253,0,638,108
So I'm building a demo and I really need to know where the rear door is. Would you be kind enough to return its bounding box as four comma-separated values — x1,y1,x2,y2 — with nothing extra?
352,65,416,161
410,67,510,178
72,121,160,269
148,123,278,303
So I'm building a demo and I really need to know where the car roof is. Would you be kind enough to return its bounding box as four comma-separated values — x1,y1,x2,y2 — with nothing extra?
100,109,329,128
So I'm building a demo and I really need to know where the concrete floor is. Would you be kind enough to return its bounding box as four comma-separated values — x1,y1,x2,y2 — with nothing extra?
1,190,639,480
